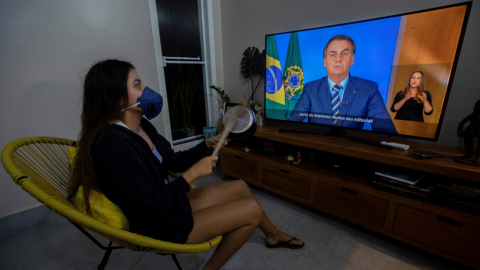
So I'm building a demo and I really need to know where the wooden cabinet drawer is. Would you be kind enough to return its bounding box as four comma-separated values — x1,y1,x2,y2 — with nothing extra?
315,181,388,228
261,165,311,200
222,152,258,182
394,205,480,262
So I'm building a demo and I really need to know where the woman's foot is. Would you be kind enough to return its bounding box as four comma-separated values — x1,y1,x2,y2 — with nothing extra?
265,226,304,249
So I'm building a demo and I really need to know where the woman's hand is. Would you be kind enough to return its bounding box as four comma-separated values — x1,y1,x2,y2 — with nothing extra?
394,91,413,111
404,91,416,101
205,134,230,149
417,92,427,103
182,156,218,184
419,91,433,113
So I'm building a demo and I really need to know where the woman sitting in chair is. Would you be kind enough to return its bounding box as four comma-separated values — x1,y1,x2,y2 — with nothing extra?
68,59,303,270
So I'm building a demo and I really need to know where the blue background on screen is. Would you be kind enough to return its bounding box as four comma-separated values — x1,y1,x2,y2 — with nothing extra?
273,16,401,129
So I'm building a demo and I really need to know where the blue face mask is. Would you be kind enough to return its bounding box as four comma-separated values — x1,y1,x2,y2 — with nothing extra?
124,86,163,120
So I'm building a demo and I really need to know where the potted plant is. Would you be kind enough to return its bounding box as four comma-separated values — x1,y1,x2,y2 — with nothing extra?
240,46,266,105
184,126,196,137
202,126,217,139
168,64,200,139
210,85,230,116
210,85,231,132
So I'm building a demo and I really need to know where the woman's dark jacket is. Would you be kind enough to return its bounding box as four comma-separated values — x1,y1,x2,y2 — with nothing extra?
94,118,208,243
390,90,433,122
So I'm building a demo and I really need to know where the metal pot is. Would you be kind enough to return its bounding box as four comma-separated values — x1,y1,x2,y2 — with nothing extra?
222,105,257,141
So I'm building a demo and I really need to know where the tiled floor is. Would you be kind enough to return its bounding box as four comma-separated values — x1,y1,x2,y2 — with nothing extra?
0,173,472,269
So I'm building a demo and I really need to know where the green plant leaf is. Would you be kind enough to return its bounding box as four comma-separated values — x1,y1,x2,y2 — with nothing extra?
210,85,230,103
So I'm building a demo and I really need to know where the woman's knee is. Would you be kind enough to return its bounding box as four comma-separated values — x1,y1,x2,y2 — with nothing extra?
231,180,253,198
243,198,263,225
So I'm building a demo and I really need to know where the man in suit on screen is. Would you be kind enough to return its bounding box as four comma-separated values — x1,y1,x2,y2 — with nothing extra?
288,34,397,134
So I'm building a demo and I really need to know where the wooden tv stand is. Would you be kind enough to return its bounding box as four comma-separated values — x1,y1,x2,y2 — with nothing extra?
220,125,480,269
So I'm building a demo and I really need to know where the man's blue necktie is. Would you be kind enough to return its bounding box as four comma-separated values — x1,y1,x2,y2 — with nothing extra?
332,84,342,125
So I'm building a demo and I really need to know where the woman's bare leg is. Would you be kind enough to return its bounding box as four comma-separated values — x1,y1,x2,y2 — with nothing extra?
186,198,263,270
187,180,303,246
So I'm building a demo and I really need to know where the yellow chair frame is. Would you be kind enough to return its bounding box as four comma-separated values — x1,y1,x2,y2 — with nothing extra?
1,137,222,269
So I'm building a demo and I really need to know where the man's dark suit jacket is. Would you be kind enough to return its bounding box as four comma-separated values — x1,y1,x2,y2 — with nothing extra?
288,75,398,134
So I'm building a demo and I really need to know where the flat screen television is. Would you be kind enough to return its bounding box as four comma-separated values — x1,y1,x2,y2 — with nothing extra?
264,2,472,143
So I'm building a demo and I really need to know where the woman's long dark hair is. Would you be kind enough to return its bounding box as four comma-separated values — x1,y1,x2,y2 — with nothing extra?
401,70,426,104
68,59,135,215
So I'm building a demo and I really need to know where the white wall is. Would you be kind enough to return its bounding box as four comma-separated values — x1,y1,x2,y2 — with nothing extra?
217,0,480,148
0,0,165,218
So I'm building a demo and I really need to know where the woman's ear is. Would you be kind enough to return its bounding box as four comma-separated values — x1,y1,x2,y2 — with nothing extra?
119,96,128,108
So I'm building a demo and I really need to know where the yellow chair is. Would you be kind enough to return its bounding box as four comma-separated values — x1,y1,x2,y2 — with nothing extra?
1,136,222,270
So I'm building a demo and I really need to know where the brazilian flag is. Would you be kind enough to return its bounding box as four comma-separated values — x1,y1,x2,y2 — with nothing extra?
283,33,304,119
265,36,285,120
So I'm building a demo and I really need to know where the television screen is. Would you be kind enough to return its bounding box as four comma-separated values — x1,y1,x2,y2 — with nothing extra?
265,2,471,140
